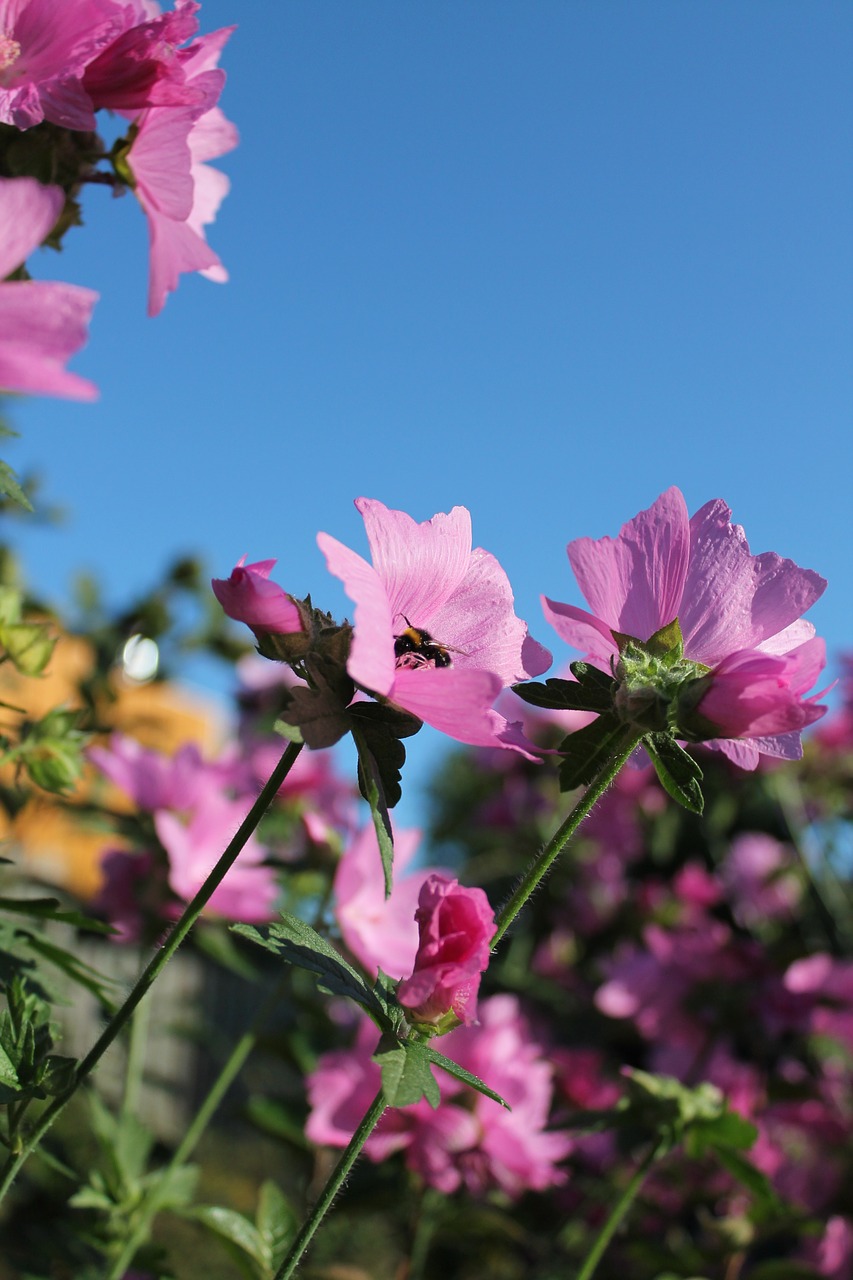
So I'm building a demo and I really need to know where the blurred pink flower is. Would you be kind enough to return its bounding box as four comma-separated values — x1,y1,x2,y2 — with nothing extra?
0,177,98,399
397,874,496,1028
155,787,278,922
318,498,551,755
543,487,827,768
125,25,237,314
334,823,447,979
306,996,572,1198
88,733,234,811
212,557,303,637
0,0,122,129
721,831,801,927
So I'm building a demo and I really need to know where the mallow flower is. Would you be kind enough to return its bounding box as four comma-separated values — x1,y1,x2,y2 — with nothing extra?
318,498,551,755
0,177,98,399
211,557,304,638
542,487,827,768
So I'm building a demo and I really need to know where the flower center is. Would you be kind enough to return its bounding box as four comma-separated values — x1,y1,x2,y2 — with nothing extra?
0,35,21,75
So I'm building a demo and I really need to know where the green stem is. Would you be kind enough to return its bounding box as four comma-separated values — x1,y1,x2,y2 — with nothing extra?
104,978,288,1280
493,732,642,946
575,1139,665,1280
274,1088,387,1280
0,740,304,1206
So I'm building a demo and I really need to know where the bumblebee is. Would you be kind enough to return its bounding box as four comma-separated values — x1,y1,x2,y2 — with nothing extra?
393,617,454,669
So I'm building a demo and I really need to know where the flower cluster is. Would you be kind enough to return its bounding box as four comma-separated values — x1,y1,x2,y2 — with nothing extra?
0,0,237,400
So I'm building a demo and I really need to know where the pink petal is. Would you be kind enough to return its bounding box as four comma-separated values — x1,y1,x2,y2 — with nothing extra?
540,596,619,667
317,530,396,696
0,279,98,399
567,487,690,640
391,666,540,757
0,177,63,277
680,499,826,665
356,497,473,625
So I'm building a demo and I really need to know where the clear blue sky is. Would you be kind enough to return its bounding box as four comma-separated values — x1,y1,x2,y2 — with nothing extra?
7,2,852,770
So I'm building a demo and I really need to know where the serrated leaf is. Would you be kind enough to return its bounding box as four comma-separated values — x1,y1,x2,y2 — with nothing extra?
423,1045,510,1109
0,459,32,512
374,1037,440,1109
557,715,638,791
644,733,704,814
512,675,614,714
233,915,386,1021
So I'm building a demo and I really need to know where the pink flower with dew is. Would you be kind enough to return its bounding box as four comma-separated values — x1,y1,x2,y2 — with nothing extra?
82,0,204,112
155,787,277,922
125,25,237,315
334,823,449,980
0,178,98,400
318,498,551,756
543,487,828,768
306,996,571,1198
397,874,496,1028
0,0,123,129
211,557,303,637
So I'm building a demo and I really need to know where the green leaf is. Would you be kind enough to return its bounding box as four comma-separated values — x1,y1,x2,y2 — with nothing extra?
512,674,614,714
354,731,395,897
374,1037,440,1109
557,715,638,791
708,1143,781,1210
0,1039,21,1091
684,1109,757,1155
184,1206,269,1272
0,621,55,676
233,915,386,1022
256,1180,297,1269
0,895,112,933
644,733,704,814
272,717,303,744
26,933,116,1007
423,1045,510,1109
0,459,32,512
276,653,353,748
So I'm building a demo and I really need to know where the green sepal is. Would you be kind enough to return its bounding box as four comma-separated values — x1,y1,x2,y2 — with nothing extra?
643,617,684,661
644,732,705,814
232,914,387,1024
512,670,615,714
423,1044,510,1110
0,459,32,512
374,1035,441,1109
556,715,638,791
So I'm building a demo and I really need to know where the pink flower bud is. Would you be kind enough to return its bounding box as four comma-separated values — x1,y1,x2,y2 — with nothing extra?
211,557,304,636
397,874,496,1029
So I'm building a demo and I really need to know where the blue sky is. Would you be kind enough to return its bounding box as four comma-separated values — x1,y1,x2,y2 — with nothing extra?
5,2,851,805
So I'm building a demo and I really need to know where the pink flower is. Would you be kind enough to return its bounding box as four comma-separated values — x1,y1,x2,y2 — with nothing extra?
318,498,551,755
211,557,303,637
82,0,204,113
155,787,278,922
306,996,572,1198
396,874,496,1028
0,0,122,129
334,823,449,980
0,177,98,399
721,832,801,927
543,487,827,767
124,25,237,315
88,733,230,811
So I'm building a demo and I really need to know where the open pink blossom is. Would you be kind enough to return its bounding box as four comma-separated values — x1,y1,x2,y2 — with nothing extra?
211,557,303,637
0,177,98,399
318,498,551,755
88,733,238,813
0,0,122,129
397,874,496,1028
306,996,572,1198
155,786,278,922
334,823,449,979
124,25,237,314
543,487,827,767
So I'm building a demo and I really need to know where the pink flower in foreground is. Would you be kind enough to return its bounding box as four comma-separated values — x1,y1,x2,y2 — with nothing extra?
543,487,827,768
0,178,98,399
318,498,551,755
334,823,449,979
397,874,496,1029
306,996,572,1198
82,0,204,112
124,25,237,315
212,557,304,637
0,0,122,129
